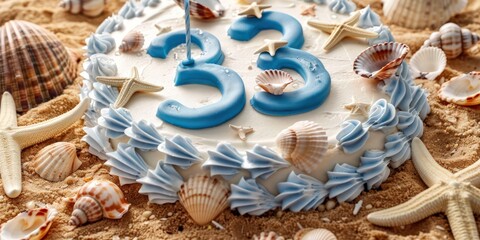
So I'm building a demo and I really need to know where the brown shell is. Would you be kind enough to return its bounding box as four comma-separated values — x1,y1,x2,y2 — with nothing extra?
0,20,77,113
119,31,145,53
173,0,225,20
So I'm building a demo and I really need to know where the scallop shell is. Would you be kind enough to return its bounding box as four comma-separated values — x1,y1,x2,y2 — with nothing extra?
275,121,328,173
178,175,230,225
253,231,284,240
409,47,447,80
294,228,337,240
439,71,480,106
255,70,294,95
173,0,225,20
32,142,82,182
0,207,58,240
59,0,106,17
423,22,480,59
119,31,145,53
0,20,77,113
353,42,409,81
383,0,467,29
67,180,130,226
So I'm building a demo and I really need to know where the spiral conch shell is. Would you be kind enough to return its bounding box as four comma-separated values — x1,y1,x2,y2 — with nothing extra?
276,121,328,173
439,71,480,106
0,207,58,240
59,0,107,17
119,31,145,53
423,22,480,59
66,180,130,226
32,142,82,182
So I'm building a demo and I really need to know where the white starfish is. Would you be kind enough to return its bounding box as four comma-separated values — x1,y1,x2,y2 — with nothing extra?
368,138,480,240
0,92,90,198
254,39,288,56
154,24,172,36
229,124,254,141
343,98,371,117
238,2,271,19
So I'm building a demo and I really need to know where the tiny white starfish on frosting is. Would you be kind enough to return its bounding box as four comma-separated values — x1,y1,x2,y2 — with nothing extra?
307,11,378,51
154,24,172,36
368,138,480,240
254,39,288,56
0,92,90,198
96,66,164,108
229,124,254,141
238,2,271,19
343,97,371,117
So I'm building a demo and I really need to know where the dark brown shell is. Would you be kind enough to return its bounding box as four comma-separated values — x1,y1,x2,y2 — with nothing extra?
173,0,225,20
0,20,77,112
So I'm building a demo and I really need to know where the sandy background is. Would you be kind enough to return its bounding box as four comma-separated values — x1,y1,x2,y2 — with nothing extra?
0,0,479,239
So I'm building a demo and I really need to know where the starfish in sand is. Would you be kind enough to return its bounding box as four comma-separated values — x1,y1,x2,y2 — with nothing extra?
368,137,480,240
238,2,271,19
0,92,90,198
254,39,288,56
96,67,163,108
301,4,316,17
154,24,172,36
307,11,378,51
229,124,254,141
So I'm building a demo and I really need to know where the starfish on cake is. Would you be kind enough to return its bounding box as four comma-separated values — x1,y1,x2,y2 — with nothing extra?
238,2,271,19
343,97,371,117
229,124,254,141
0,92,90,198
254,39,288,56
307,11,378,51
154,23,172,36
368,137,480,240
96,66,164,108
301,4,317,17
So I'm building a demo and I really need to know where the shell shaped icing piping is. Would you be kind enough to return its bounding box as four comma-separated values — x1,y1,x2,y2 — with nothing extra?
98,107,133,139
105,143,149,185
367,25,395,46
356,150,389,190
85,33,116,56
276,171,328,212
325,164,364,203
0,207,58,240
383,74,413,112
336,120,369,154
158,135,203,169
137,162,184,205
88,82,119,111
33,142,82,182
96,14,124,34
84,53,118,80
397,111,424,140
229,178,279,215
409,86,430,120
328,0,356,15
358,5,382,29
119,0,144,19
141,0,160,7
243,145,290,179
302,0,326,4
203,142,244,179
384,132,411,168
82,126,113,160
125,120,164,151
364,99,398,132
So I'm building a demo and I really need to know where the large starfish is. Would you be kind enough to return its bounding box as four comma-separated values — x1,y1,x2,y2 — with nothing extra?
0,92,90,198
307,11,378,51
96,66,163,108
368,137,480,240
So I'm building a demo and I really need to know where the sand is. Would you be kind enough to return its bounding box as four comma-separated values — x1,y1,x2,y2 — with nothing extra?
0,0,479,239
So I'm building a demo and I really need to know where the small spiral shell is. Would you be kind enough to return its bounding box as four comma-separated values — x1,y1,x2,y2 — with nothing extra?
119,31,145,53
423,23,480,59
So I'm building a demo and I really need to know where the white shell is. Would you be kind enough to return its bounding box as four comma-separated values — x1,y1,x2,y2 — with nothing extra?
178,175,230,225
439,71,480,106
409,47,447,80
276,121,328,173
423,22,480,59
353,42,409,81
238,0,263,4
294,228,337,240
256,70,294,95
383,0,467,29
119,31,145,53
253,231,284,240
33,142,82,182
59,0,106,17
0,207,58,240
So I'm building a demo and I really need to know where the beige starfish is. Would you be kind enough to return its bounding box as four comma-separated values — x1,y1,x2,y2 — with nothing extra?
307,11,378,51
96,67,164,108
238,2,271,19
0,92,90,198
343,98,371,117
301,4,316,17
229,124,254,141
254,39,288,56
154,24,172,36
368,138,480,240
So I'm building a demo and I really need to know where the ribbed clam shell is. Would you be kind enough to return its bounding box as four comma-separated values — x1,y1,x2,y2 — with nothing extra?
253,231,284,240
439,71,480,106
0,207,57,240
59,0,106,17
423,22,480,59
178,175,230,225
294,228,337,240
353,42,409,81
173,0,225,20
410,47,447,80
383,0,467,29
275,121,328,173
255,70,294,95
0,20,77,113
119,31,145,53
33,142,82,182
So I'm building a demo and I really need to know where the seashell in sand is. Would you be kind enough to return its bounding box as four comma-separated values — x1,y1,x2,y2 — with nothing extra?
178,175,230,225
409,47,447,80
173,0,225,20
32,142,82,182
255,70,294,95
253,231,284,240
423,22,480,59
383,0,467,29
59,0,106,17
294,228,337,240
439,71,480,106
276,121,328,173
119,31,145,53
0,20,77,113
66,180,130,226
353,42,409,81
0,207,58,240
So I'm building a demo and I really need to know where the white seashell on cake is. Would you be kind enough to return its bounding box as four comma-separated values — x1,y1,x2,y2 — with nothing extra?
119,31,145,53
439,71,480,106
0,207,58,240
255,70,294,95
33,142,82,182
409,47,447,80
294,228,337,240
173,0,225,20
238,0,263,4
59,0,107,17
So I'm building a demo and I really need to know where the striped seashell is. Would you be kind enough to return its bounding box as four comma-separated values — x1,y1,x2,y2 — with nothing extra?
353,42,409,81
253,231,284,240
255,70,294,95
33,142,82,182
178,175,230,225
173,0,225,20
409,47,447,80
423,22,480,59
0,20,77,113
383,0,467,29
439,71,480,106
59,0,107,17
66,180,130,226
0,207,58,240
119,31,145,53
294,228,337,240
